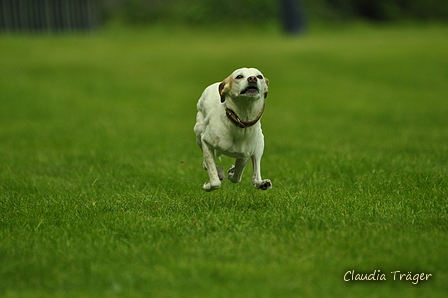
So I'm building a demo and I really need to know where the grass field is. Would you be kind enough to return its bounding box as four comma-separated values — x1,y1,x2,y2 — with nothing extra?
1,23,447,297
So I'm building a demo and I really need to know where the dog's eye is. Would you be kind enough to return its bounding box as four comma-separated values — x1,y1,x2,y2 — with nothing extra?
257,75,263,79
235,75,244,79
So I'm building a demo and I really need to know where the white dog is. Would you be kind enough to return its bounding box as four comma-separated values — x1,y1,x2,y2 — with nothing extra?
194,68,272,191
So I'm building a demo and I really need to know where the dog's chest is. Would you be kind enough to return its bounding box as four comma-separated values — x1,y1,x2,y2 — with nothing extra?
211,127,261,158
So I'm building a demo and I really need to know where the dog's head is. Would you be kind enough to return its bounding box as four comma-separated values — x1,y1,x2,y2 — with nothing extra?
219,68,269,103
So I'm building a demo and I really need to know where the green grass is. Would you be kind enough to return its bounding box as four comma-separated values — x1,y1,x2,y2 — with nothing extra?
1,24,447,297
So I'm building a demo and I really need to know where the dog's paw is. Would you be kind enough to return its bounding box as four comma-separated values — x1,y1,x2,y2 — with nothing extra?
227,165,235,179
254,179,272,190
203,181,221,192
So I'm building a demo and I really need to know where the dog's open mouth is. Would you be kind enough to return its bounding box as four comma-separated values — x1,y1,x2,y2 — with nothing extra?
240,86,259,95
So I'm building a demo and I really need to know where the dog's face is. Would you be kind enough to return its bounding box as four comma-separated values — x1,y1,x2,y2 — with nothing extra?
219,68,269,103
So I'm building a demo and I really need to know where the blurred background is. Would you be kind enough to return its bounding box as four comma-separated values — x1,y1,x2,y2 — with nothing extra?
1,0,447,34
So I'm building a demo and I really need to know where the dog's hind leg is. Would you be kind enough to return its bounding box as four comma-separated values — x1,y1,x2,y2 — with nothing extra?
202,161,225,181
228,158,249,183
216,166,226,181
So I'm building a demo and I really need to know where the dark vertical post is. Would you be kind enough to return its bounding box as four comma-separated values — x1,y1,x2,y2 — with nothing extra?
279,0,306,35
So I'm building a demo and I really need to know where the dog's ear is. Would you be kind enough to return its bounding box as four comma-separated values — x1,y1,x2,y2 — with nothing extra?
219,77,231,103
264,77,269,99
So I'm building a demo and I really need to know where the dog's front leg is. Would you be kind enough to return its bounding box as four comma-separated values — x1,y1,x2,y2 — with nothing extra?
201,139,221,191
251,153,272,190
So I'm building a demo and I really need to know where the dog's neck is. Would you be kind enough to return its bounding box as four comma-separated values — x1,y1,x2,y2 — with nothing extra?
223,96,265,123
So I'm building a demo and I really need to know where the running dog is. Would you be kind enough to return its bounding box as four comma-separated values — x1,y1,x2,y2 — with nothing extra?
194,68,272,191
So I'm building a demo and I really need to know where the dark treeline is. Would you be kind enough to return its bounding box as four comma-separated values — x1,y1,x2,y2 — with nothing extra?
1,0,446,33
102,0,448,25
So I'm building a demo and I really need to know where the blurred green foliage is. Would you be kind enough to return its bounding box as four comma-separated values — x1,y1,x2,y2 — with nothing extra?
101,0,448,25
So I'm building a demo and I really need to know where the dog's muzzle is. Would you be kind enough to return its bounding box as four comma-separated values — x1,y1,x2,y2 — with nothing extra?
240,85,259,95
240,76,260,95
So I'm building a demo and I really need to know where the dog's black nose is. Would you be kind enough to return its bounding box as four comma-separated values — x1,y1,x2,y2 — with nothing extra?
247,76,257,83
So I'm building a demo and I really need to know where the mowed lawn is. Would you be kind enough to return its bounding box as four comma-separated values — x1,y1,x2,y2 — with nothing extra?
0,24,447,297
